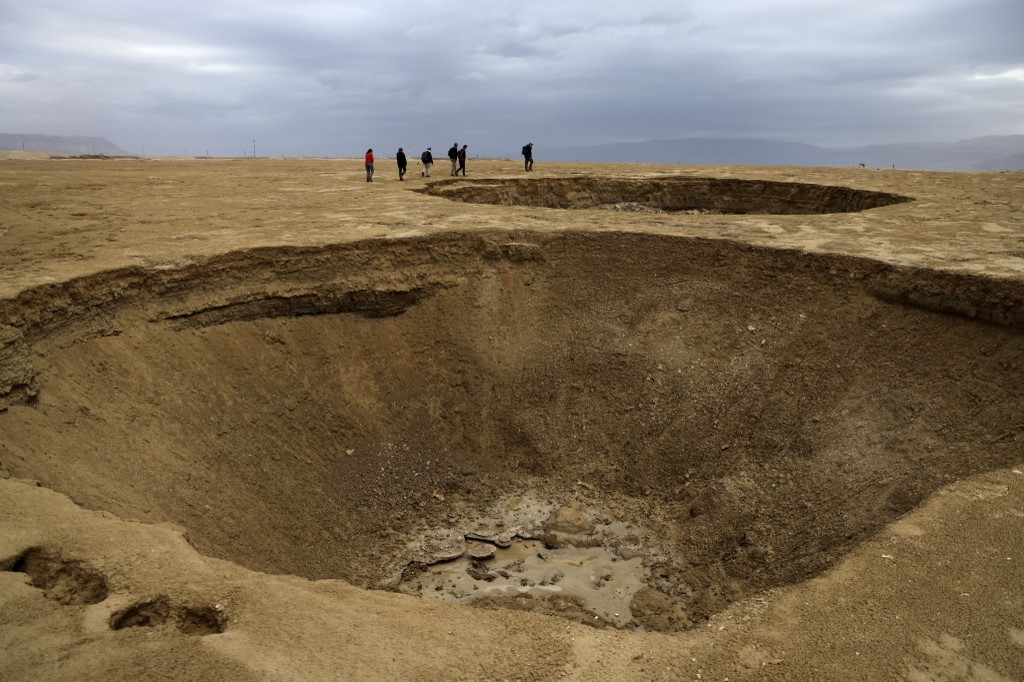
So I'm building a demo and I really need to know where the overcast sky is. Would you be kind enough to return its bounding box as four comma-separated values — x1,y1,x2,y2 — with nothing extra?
1,0,1022,157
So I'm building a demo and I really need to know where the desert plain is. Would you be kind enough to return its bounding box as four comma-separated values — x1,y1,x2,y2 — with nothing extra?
1,155,1023,681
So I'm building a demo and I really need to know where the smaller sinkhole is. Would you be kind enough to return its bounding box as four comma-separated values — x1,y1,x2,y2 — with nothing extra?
418,176,913,214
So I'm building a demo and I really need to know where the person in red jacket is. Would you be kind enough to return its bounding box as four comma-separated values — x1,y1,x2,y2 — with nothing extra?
364,149,374,182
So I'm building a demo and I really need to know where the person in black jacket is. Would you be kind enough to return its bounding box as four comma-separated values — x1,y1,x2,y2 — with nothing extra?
396,148,407,181
458,144,468,176
420,147,433,177
522,143,533,171
448,143,459,176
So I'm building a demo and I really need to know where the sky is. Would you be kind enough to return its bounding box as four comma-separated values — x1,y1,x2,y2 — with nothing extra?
1,0,1022,157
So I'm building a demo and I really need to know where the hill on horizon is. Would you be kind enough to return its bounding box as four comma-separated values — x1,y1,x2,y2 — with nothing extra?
4,132,1023,171
0,134,128,156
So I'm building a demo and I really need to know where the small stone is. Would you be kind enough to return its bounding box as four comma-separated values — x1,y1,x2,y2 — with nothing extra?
544,568,564,584
469,544,496,561
417,531,465,563
465,528,515,548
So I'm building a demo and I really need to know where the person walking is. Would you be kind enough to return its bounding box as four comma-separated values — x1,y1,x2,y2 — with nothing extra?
458,144,468,176
448,143,459,176
365,149,374,182
522,142,533,171
396,147,407,181
421,147,433,177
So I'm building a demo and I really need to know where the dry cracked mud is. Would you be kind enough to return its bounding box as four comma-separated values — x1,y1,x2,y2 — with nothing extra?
1,157,1023,681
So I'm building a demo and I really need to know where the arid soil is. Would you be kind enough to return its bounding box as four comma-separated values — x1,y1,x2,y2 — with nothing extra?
1,156,1023,680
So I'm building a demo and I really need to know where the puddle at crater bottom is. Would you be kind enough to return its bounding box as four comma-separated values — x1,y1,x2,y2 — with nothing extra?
399,538,648,629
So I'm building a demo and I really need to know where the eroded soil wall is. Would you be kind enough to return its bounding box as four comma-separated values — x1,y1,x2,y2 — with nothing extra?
1,231,1022,626
418,177,913,213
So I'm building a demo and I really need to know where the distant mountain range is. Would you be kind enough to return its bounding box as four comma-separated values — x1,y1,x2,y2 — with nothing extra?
0,134,128,156
547,135,1024,171
5,133,1022,170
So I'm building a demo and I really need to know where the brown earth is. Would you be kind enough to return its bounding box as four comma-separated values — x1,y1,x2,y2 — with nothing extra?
1,157,1023,680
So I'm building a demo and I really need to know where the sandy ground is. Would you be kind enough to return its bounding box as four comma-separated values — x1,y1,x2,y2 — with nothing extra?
2,157,1023,298
1,157,1023,681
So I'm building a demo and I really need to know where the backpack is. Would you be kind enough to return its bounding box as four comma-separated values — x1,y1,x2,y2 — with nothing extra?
522,145,530,157
421,151,430,164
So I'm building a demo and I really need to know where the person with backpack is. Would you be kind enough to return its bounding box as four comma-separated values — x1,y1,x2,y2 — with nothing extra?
458,144,468,176
420,147,433,177
522,143,533,171
448,143,459,176
396,148,407,181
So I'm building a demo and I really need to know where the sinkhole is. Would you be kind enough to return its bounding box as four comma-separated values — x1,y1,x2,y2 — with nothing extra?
418,176,913,214
1,231,1022,631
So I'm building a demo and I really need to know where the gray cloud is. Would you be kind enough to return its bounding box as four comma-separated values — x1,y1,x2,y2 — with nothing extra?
1,0,1021,156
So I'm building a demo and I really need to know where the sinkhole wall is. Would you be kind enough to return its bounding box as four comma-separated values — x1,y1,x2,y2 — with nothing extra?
417,177,914,213
1,231,1023,620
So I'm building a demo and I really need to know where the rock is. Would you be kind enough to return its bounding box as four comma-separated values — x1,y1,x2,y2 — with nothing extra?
541,568,564,585
466,563,495,582
469,544,496,561
545,505,596,534
414,530,466,564
466,529,516,548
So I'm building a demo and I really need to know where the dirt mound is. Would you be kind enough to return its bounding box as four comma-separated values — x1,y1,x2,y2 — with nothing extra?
419,177,913,214
1,231,1023,631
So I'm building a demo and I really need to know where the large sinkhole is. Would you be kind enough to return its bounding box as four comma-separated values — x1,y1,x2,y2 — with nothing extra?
2,231,1023,631
418,176,913,214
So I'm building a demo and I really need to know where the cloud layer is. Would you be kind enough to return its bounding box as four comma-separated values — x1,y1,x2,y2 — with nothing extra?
2,0,1022,156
